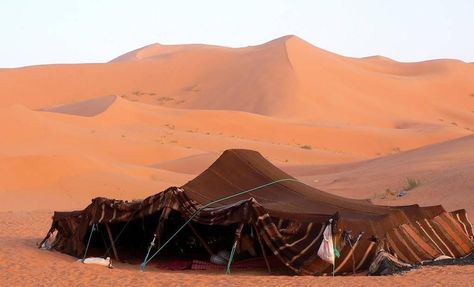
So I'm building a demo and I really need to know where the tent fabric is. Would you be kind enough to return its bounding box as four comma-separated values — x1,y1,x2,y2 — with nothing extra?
42,149,474,275
368,250,412,275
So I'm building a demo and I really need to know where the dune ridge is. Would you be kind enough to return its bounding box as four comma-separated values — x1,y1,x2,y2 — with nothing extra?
1,35,472,127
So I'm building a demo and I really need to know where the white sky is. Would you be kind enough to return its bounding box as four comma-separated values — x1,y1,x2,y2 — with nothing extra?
1,0,473,67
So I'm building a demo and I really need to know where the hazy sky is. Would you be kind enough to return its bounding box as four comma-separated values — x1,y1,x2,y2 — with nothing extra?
1,0,473,67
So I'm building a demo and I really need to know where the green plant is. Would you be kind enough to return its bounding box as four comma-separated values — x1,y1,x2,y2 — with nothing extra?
404,177,420,191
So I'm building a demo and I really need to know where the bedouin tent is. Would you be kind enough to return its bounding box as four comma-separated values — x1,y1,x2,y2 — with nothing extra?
40,149,474,275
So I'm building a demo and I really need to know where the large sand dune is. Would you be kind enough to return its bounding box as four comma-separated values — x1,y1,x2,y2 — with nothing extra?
0,35,473,285
0,35,472,212
1,36,473,126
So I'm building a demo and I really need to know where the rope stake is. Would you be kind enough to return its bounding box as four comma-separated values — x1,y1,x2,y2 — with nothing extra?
140,234,156,271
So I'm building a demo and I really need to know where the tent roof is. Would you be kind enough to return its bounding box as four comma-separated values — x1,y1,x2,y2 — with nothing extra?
182,149,397,220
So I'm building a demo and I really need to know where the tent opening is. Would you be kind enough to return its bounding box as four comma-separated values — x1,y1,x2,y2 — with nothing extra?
81,210,240,263
83,211,162,262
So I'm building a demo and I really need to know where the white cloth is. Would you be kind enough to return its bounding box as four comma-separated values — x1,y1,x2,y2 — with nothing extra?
80,257,113,268
317,223,335,265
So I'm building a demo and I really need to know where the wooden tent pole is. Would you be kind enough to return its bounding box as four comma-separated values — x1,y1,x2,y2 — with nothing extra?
105,223,120,261
38,226,55,248
155,207,172,249
253,224,272,274
187,223,213,256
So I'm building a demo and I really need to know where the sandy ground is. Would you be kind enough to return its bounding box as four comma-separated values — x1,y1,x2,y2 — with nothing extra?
0,36,473,285
1,211,473,287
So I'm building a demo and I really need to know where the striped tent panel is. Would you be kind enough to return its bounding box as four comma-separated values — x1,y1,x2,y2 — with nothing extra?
425,217,464,257
253,204,328,273
332,238,384,274
386,229,419,263
415,219,457,257
333,238,362,273
355,241,377,271
433,213,474,254
449,209,474,241
384,222,444,264
399,224,440,258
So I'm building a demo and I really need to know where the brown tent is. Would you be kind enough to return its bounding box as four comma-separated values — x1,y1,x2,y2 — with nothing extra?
40,149,474,275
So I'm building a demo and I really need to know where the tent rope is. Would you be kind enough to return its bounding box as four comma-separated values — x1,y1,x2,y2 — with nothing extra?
81,223,97,262
81,211,137,262
142,233,157,267
226,238,238,274
226,223,244,274
140,178,300,271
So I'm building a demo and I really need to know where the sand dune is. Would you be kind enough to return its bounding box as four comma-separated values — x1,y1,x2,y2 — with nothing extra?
0,154,192,211
283,135,474,219
1,36,473,128
0,32,472,212
41,95,117,116
1,94,469,212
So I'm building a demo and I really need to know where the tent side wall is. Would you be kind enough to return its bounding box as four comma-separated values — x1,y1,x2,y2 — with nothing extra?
45,187,474,275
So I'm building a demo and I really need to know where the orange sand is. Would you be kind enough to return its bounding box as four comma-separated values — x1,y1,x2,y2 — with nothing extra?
0,36,473,285
1,211,473,286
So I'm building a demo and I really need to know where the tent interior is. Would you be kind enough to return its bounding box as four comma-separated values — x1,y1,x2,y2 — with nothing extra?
81,210,281,272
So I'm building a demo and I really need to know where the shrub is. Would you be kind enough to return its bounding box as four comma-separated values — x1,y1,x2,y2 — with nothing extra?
404,177,420,191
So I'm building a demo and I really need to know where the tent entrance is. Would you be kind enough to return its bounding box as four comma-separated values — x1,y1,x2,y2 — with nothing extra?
81,210,240,264
150,210,238,260
82,211,161,263
81,210,279,271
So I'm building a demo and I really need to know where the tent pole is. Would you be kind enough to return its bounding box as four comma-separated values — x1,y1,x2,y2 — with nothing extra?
253,224,272,274
105,223,120,262
155,207,172,249
141,207,171,271
187,222,213,256
38,226,55,248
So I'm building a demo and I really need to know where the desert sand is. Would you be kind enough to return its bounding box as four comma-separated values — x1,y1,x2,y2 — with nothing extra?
0,35,473,286
2,211,473,286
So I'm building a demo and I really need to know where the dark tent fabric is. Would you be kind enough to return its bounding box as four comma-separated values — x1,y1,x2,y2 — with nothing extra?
41,149,474,275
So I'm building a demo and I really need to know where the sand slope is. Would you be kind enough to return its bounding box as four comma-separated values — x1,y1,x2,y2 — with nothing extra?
1,210,473,286
284,135,474,219
0,94,470,211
